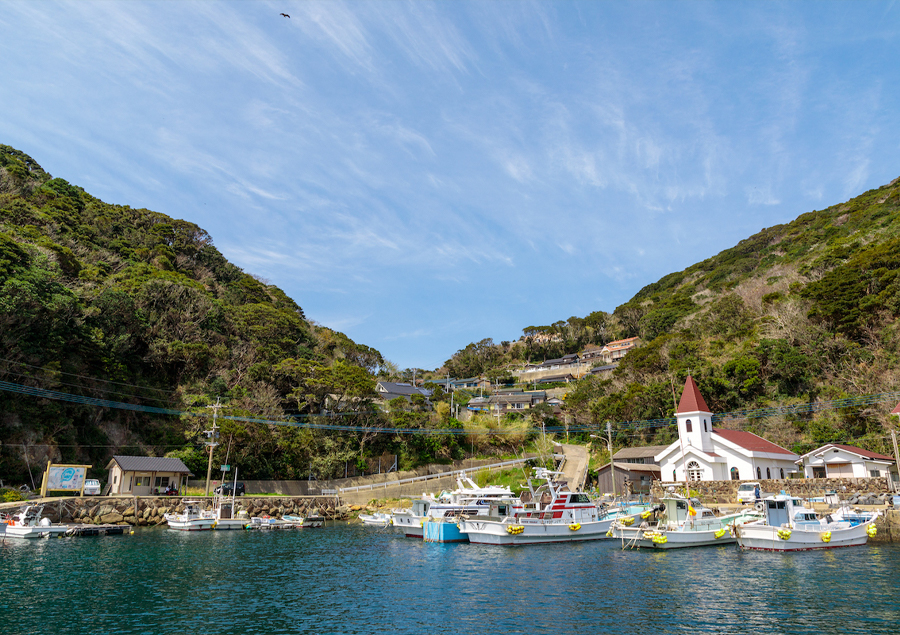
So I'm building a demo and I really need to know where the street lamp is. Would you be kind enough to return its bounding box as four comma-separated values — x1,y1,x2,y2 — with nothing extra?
591,420,616,499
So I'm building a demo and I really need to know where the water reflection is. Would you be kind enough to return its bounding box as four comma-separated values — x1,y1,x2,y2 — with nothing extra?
1,526,899,634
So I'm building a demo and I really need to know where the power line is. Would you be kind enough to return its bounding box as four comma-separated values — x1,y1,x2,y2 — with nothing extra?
0,357,175,395
1,378,899,436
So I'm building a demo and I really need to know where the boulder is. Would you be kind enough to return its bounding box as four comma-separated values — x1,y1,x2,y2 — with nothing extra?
101,512,124,524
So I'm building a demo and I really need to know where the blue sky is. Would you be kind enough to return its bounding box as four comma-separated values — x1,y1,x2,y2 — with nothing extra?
2,1,899,371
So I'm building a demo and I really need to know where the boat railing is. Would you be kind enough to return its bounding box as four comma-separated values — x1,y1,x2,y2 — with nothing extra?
339,457,535,494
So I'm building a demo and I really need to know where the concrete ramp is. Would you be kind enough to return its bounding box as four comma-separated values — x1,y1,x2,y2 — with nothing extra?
556,443,589,491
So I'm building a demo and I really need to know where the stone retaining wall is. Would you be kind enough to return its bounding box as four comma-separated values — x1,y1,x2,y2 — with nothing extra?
652,477,893,502
5,496,350,526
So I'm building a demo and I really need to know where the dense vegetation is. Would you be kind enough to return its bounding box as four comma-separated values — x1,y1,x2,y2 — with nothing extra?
443,176,900,459
0,145,489,486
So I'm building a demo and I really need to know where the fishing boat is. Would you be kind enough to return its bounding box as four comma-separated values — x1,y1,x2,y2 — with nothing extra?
458,468,651,545
391,476,518,539
212,496,250,530
611,494,761,549
359,511,392,527
734,494,880,551
283,514,325,528
4,505,70,539
164,500,216,531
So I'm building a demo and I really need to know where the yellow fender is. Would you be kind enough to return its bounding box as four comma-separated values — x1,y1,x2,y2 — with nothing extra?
652,534,668,544
714,528,726,539
777,528,792,540
620,516,635,526
569,523,581,531
867,524,877,538
606,529,613,537
821,531,831,543
640,510,652,519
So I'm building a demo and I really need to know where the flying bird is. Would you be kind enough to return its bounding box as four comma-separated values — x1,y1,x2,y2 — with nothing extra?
280,13,290,18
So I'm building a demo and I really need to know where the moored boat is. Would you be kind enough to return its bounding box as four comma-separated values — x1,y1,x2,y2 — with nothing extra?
359,511,391,527
4,505,70,539
164,500,217,531
611,494,760,549
734,494,880,551
459,468,651,545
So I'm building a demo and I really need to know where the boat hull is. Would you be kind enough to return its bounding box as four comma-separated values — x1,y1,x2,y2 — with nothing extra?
613,525,737,549
736,520,875,551
423,519,468,543
5,524,69,539
460,515,626,545
165,517,216,531
213,519,249,530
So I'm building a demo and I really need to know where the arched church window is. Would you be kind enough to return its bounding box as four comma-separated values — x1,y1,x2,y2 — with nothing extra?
780,468,785,479
766,467,771,480
730,467,740,480
756,466,761,479
687,460,702,482
704,419,708,432
685,419,692,432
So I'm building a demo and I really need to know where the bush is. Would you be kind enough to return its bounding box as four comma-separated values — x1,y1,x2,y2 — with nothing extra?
2,488,25,503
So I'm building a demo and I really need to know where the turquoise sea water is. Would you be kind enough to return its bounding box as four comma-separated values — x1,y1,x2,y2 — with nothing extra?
1,524,898,635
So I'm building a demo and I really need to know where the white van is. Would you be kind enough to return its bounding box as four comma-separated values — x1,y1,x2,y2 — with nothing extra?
83,479,101,496
736,482,762,504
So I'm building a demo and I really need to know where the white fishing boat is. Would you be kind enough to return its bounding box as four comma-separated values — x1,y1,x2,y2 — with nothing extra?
458,468,651,545
391,476,518,539
611,494,761,549
734,494,880,551
4,505,70,539
359,512,392,527
164,500,216,531
212,496,250,530
283,514,325,528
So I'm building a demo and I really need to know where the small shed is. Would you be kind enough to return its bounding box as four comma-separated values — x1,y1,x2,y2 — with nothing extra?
105,456,193,496
594,461,660,495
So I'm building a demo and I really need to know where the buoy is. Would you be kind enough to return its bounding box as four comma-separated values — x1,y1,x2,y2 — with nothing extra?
867,524,877,538
714,528,726,539
777,528,791,540
606,529,613,537
821,531,831,543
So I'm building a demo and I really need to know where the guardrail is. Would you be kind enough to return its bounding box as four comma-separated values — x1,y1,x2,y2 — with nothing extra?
338,457,550,494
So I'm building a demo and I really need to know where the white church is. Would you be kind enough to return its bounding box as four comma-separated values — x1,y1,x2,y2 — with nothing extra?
655,376,800,483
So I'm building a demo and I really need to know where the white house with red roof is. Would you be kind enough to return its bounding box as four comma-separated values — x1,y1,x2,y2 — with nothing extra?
796,444,896,481
655,376,800,482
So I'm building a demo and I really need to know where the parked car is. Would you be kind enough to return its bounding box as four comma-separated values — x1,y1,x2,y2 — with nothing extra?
83,479,101,496
736,482,770,504
214,482,245,496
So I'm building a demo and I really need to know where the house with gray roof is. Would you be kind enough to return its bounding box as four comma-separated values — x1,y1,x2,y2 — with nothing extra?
105,455,193,496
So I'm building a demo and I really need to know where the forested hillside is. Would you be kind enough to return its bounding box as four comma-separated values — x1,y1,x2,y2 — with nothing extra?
445,176,900,459
0,145,463,485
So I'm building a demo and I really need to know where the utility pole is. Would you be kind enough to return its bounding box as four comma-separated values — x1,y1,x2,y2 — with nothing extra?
607,421,616,499
204,398,222,496
892,429,900,493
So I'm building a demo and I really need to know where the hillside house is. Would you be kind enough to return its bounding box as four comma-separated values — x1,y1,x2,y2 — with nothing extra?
594,445,668,494
600,337,641,363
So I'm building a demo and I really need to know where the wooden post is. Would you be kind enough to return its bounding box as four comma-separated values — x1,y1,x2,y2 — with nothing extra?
40,460,51,498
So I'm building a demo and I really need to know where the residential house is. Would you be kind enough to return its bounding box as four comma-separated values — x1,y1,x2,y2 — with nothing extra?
105,455,193,496
655,376,799,483
374,381,432,408
600,337,641,363
797,444,897,484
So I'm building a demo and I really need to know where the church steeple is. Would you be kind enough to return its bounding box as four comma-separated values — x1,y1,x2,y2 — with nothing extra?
676,376,713,452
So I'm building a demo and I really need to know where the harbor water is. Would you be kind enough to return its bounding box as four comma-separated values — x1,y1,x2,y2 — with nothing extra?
2,524,899,634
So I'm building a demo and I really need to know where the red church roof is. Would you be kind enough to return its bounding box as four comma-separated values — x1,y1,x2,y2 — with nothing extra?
713,428,797,456
892,401,900,415
677,376,710,413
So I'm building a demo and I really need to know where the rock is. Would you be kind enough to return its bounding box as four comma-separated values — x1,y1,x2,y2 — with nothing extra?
123,506,135,518
101,512,124,524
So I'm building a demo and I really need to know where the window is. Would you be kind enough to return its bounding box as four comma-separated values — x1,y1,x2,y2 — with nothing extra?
870,470,881,477
134,476,150,487
756,467,762,479
686,419,693,432
730,467,740,480
780,468,785,479
155,476,170,487
766,468,771,480
673,470,677,481
703,419,708,432
687,461,702,482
